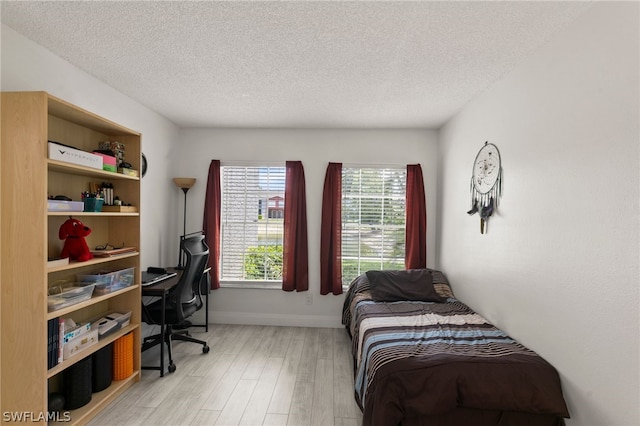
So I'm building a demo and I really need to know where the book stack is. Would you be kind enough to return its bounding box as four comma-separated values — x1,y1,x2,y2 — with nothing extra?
47,318,63,369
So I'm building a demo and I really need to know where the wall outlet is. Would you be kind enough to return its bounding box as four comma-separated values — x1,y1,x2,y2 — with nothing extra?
305,293,313,305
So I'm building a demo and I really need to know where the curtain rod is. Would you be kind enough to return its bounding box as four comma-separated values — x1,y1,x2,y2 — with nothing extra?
219,161,414,169
343,162,411,169
220,160,285,167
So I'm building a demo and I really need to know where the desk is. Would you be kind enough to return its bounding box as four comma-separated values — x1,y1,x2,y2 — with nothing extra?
141,267,210,376
141,275,177,376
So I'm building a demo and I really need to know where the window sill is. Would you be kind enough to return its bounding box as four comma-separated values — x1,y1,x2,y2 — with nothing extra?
220,281,282,290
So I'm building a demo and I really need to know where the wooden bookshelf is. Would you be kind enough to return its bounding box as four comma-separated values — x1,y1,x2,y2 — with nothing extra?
1,91,142,424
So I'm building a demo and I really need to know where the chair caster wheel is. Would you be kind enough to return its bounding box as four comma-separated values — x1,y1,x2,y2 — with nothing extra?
168,363,176,373
203,345,210,354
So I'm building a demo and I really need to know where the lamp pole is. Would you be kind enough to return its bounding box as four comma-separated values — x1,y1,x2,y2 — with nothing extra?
173,178,196,270
177,187,189,269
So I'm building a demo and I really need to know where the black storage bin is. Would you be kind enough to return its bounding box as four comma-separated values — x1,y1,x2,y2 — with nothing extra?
63,355,92,410
92,344,113,392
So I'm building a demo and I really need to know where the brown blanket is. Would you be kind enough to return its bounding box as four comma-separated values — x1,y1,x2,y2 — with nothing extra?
342,271,570,425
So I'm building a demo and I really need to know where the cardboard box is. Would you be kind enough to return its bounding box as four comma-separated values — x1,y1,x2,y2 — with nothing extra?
63,322,92,344
48,142,103,170
63,328,98,360
93,152,117,172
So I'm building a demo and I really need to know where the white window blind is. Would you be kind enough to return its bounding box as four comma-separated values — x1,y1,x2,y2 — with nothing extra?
220,166,286,283
342,167,406,284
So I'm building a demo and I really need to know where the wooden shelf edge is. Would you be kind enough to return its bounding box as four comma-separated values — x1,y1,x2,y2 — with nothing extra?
48,159,140,181
49,371,141,426
47,93,141,137
47,252,139,273
48,211,139,217
47,285,140,320
47,324,139,378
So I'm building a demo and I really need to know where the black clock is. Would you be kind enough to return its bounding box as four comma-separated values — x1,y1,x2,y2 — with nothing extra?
141,153,148,178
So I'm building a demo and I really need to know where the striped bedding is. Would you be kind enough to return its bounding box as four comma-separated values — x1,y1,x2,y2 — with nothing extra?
342,270,570,426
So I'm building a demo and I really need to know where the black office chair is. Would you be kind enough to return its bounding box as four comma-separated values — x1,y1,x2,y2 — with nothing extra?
142,233,210,373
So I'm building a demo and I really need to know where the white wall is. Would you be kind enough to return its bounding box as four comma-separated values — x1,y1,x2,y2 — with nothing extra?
438,3,639,426
1,24,179,270
175,128,438,327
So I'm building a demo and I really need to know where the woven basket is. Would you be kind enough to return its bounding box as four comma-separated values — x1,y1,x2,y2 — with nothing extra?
112,333,133,380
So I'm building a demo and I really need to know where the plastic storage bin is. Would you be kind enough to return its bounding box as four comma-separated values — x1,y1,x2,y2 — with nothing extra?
47,200,84,212
47,284,95,312
78,267,135,295
113,267,135,290
77,272,114,288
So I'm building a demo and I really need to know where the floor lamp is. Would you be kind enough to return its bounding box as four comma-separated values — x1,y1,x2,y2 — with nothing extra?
173,177,196,270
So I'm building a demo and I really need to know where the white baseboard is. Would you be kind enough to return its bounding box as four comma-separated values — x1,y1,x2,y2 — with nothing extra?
208,311,343,328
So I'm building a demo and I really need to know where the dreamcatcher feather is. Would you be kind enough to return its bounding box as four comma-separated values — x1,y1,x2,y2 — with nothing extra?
469,166,502,210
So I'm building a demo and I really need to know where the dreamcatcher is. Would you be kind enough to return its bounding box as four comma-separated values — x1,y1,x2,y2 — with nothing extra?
467,141,502,234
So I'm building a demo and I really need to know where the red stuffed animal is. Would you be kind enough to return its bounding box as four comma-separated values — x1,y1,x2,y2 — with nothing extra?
59,218,93,262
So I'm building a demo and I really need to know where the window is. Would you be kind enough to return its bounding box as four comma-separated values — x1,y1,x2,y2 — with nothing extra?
220,165,286,285
341,167,407,284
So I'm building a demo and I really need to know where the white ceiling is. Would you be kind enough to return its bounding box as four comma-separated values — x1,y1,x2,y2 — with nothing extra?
1,1,593,129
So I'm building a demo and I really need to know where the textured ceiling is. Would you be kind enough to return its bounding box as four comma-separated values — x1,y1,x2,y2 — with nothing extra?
1,1,593,129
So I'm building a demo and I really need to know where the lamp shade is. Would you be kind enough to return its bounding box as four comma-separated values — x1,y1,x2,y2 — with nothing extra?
173,177,196,189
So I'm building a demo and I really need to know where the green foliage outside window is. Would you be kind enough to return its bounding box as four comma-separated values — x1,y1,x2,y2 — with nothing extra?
244,245,283,280
341,168,407,285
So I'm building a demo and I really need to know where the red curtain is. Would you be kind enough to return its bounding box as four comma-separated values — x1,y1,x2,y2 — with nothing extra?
283,161,309,292
405,164,427,269
320,162,343,295
203,160,221,289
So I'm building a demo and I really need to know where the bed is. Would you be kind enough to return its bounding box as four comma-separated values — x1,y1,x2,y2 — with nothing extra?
342,269,570,426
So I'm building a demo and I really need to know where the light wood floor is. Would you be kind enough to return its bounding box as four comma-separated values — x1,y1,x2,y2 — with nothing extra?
88,325,363,426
